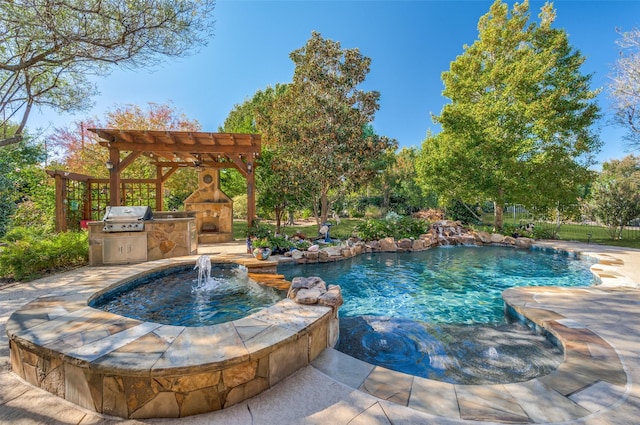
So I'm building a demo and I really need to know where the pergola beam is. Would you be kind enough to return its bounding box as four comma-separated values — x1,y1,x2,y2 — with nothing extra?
98,141,260,155
88,128,261,234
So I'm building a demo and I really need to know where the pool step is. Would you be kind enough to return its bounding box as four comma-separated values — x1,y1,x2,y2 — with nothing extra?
248,273,291,291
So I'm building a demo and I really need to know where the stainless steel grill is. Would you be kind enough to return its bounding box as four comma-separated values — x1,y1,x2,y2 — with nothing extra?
102,206,152,232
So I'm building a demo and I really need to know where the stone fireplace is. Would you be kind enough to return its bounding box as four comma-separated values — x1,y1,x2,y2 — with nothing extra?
184,169,233,243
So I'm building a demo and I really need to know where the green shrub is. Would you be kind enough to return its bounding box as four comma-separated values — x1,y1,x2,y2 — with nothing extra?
3,226,46,242
364,205,382,219
269,235,294,254
0,229,88,281
295,240,312,250
347,207,364,218
299,208,314,220
245,220,274,239
354,219,392,241
500,223,519,237
385,211,402,222
354,216,430,241
394,216,429,239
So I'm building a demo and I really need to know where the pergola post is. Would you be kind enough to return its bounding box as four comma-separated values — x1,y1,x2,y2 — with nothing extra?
53,173,67,232
155,164,163,211
247,165,256,234
108,148,121,206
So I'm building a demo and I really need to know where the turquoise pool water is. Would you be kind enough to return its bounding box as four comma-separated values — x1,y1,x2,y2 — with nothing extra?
280,245,594,383
280,245,594,324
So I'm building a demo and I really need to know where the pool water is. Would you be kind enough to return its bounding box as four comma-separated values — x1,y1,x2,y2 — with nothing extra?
280,246,594,324
90,264,284,327
336,316,564,384
280,245,594,383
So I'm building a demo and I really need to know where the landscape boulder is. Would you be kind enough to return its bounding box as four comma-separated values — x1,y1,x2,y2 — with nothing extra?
288,277,343,310
380,237,397,252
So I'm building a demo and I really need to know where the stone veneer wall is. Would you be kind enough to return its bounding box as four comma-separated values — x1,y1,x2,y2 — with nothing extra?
183,170,233,243
9,315,336,418
7,259,339,419
146,219,197,261
88,218,197,266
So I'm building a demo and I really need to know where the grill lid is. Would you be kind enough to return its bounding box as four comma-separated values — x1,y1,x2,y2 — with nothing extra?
103,206,153,221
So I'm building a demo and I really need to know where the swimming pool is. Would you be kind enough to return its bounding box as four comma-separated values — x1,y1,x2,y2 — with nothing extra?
280,245,594,324
280,245,594,383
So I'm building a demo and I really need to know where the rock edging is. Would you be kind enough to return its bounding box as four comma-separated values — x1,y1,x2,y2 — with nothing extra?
285,220,534,265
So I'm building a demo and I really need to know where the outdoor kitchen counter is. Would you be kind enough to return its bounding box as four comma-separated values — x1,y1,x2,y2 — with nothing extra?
88,215,197,266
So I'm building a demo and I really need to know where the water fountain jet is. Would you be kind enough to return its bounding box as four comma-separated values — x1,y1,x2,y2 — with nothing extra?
193,255,214,290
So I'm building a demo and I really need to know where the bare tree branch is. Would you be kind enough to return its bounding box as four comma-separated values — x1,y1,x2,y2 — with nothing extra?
0,0,216,146
610,27,640,149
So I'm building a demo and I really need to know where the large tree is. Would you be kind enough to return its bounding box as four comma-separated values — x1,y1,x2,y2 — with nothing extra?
610,27,640,149
221,84,303,230
418,0,601,229
260,31,397,225
0,0,215,147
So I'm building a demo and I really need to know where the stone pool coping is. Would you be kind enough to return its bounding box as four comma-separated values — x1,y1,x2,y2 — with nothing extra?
310,241,636,423
6,256,338,419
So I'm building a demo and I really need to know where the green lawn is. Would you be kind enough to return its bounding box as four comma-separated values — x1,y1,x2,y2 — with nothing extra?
233,218,362,241
480,213,640,249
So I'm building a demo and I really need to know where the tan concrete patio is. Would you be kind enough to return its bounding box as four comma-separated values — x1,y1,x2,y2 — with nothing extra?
2,240,640,424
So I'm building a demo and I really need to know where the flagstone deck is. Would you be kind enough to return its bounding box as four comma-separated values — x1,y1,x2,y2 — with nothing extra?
2,240,640,424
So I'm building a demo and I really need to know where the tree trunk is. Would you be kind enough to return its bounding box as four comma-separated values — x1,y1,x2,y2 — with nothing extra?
320,190,329,224
494,202,504,230
274,206,282,234
382,183,390,215
312,196,321,226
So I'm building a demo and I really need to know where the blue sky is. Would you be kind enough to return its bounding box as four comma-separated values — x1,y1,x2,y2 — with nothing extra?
30,0,640,168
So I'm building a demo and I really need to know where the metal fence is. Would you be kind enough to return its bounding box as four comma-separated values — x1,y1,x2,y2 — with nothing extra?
501,204,640,241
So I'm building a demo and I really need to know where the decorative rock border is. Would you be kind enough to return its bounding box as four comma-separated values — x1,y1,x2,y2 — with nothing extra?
287,220,534,264
6,257,339,419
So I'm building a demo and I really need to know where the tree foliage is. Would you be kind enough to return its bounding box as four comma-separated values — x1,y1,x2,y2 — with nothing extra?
610,27,640,149
0,132,49,237
0,0,215,147
417,0,601,229
49,103,202,207
220,84,290,205
258,31,397,224
222,84,304,230
587,155,640,239
370,147,432,215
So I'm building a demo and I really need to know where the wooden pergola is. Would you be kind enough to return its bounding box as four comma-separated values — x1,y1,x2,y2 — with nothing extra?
89,128,261,228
